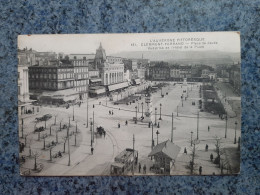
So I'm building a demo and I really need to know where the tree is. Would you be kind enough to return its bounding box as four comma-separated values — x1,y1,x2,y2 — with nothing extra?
214,136,224,168
41,133,48,150
187,139,200,175
55,129,59,143
62,136,67,153
27,138,33,157
32,151,41,170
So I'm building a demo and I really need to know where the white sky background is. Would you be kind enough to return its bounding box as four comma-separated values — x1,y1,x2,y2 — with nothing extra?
18,32,240,55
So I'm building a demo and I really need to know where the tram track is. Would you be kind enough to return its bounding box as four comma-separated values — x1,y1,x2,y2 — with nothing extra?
101,129,121,174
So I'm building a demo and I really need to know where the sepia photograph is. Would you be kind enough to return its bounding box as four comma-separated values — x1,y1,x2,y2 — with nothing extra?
18,32,241,176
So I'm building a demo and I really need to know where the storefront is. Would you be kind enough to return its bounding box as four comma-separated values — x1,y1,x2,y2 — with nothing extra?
108,82,129,92
89,86,106,97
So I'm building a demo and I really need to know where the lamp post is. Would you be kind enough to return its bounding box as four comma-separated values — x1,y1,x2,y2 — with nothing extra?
93,111,95,143
21,118,24,138
151,122,154,149
181,95,183,107
87,95,89,128
155,107,157,125
90,118,93,147
197,111,199,140
132,134,135,175
177,106,178,116
141,102,144,118
135,106,137,124
159,103,162,120
156,130,160,145
72,104,75,121
225,114,228,138
234,121,238,144
191,131,193,146
67,127,71,166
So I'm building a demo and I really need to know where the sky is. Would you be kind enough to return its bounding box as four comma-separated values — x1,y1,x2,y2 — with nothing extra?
18,32,241,55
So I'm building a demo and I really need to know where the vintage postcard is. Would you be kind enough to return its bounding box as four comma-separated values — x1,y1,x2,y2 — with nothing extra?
18,32,241,176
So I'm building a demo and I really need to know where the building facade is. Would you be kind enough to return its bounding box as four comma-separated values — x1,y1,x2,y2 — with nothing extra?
18,49,36,115
70,59,89,99
29,58,89,103
148,62,171,80
94,43,125,86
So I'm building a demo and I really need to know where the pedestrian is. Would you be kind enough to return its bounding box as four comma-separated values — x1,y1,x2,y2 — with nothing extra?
93,104,95,108
157,122,160,128
91,147,94,155
118,123,120,128
210,153,213,162
109,110,111,115
199,166,202,175
104,131,106,138
184,147,187,154
112,110,114,115
143,164,146,174
205,144,208,151
208,126,210,132
139,163,141,173
148,122,151,128
125,120,128,125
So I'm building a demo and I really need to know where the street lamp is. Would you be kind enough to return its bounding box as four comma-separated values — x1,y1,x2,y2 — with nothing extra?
141,102,144,118
21,118,24,138
155,107,157,125
72,104,75,121
156,130,160,145
234,121,238,144
159,103,162,120
225,114,228,138
90,118,93,147
135,106,137,124
191,131,193,146
151,122,154,149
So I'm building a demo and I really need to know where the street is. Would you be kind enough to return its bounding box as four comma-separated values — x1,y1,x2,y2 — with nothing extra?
19,81,241,176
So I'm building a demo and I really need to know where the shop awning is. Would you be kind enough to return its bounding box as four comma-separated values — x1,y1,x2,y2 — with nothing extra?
108,82,129,91
90,78,102,83
89,87,106,95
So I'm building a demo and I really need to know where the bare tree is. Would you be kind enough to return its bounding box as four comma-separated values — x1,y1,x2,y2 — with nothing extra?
214,136,224,168
54,114,58,125
49,145,55,162
32,150,41,170
74,132,77,146
24,133,29,147
59,119,63,131
187,139,200,175
55,129,59,143
41,133,48,150
27,138,33,157
62,136,67,153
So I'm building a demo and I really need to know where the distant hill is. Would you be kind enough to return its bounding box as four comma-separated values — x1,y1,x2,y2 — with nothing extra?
112,50,240,65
